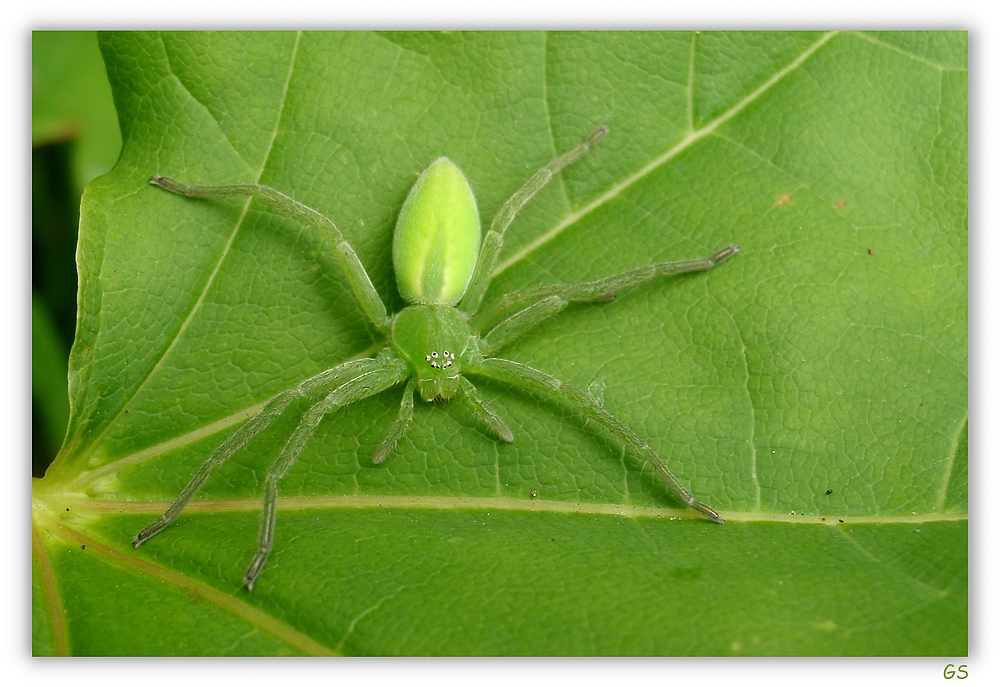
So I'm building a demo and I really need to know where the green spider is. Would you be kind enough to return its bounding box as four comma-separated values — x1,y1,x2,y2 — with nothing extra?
133,126,739,590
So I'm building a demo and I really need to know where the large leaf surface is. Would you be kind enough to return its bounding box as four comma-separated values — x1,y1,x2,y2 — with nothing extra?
32,31,967,656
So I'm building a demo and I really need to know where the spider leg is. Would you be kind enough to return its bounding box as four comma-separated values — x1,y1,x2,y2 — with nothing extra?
244,356,410,590
133,356,392,548
472,245,739,333
469,357,724,524
479,295,569,357
459,126,609,315
459,377,515,443
149,177,390,331
371,377,416,465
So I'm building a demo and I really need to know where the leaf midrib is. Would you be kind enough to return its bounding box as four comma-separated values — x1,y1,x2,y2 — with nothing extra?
43,492,969,525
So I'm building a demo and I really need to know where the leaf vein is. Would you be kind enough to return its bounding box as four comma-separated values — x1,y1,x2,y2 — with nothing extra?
848,31,967,72
492,30,840,276
74,33,304,470
836,526,953,597
934,410,968,512
31,522,70,656
62,494,968,525
158,33,250,171
48,519,338,656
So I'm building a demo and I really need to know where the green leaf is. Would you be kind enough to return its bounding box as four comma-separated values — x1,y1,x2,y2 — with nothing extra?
32,31,967,656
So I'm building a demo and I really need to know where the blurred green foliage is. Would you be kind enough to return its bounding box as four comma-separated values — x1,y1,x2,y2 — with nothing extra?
31,31,121,475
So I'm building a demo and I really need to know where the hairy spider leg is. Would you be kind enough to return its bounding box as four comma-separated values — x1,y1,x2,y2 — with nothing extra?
459,126,609,315
479,295,569,357
133,356,393,549
244,355,410,590
473,245,741,340
149,176,391,331
470,358,725,524
458,376,515,443
371,378,417,465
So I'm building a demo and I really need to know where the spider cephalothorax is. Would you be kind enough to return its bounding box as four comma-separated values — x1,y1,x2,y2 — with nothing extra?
135,126,738,590
390,303,472,402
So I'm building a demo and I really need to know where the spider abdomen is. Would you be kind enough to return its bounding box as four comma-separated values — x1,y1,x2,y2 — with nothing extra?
393,157,481,306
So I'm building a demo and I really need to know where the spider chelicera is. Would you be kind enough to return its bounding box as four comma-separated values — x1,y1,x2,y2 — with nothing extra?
133,126,739,590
